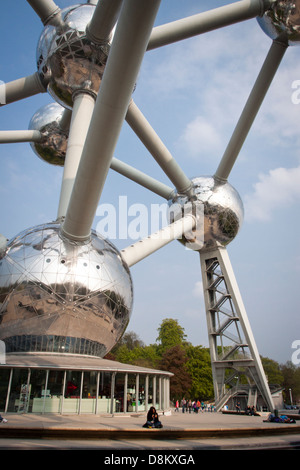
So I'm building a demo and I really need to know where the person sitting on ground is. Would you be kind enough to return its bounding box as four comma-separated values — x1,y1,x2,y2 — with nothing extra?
143,406,163,428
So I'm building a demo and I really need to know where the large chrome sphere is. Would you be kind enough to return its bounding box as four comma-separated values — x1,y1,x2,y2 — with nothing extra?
36,4,110,108
0,222,133,357
168,176,244,251
257,0,300,45
29,102,68,166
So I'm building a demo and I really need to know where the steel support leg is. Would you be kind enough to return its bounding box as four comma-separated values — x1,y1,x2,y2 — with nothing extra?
200,246,274,412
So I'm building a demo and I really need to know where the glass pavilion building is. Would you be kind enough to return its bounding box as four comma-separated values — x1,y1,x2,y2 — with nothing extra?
0,351,172,415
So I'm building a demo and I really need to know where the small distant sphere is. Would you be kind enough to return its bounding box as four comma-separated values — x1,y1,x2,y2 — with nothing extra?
168,176,244,251
36,4,110,108
0,222,133,357
257,0,300,45
29,102,68,166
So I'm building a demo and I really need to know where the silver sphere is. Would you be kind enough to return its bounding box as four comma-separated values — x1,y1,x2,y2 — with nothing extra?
0,222,133,357
36,4,110,108
257,0,300,45
168,176,244,251
29,102,68,166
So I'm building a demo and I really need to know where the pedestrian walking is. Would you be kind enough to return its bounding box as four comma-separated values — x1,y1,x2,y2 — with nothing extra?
181,398,186,413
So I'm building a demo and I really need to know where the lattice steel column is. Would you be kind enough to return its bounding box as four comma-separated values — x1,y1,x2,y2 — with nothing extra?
200,246,274,412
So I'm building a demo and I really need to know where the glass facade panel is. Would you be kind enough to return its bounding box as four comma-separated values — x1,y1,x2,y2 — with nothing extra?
114,373,125,412
7,368,29,413
148,376,153,408
0,369,10,412
138,374,146,412
5,335,105,357
45,370,64,412
127,374,136,412
155,376,160,409
98,371,112,413
161,378,165,410
28,369,47,413
80,371,98,413
63,370,81,413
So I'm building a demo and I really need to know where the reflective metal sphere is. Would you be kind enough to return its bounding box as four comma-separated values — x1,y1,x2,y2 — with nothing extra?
168,176,244,251
36,4,110,108
29,102,68,166
0,222,133,357
257,0,300,45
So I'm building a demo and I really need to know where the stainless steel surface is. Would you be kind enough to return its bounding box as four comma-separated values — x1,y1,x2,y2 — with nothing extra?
148,0,266,50
86,0,121,44
0,130,41,144
36,3,110,108
168,176,244,251
0,222,133,357
258,0,300,45
61,0,161,242
126,100,193,196
27,0,60,26
57,92,95,218
121,214,196,267
110,157,174,200
29,102,68,165
0,72,46,107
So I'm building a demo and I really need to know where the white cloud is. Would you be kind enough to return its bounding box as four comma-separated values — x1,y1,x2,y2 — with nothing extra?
192,280,204,299
145,22,300,166
157,25,272,160
254,52,300,148
179,115,222,156
244,166,300,221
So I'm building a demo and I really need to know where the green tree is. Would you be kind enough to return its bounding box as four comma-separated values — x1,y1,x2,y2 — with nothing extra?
114,331,145,351
159,344,192,401
280,361,300,404
156,318,187,354
185,345,214,400
294,367,300,403
261,357,283,385
106,331,145,361
127,344,160,369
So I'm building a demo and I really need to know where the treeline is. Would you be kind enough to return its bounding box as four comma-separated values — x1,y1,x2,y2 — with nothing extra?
105,318,300,404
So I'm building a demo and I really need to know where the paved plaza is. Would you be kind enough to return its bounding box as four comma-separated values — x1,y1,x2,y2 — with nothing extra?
0,409,299,450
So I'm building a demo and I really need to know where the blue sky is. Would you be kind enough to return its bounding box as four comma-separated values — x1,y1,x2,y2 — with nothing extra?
0,0,300,364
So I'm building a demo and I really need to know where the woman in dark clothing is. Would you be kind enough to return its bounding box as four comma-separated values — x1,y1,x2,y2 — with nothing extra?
143,406,163,428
